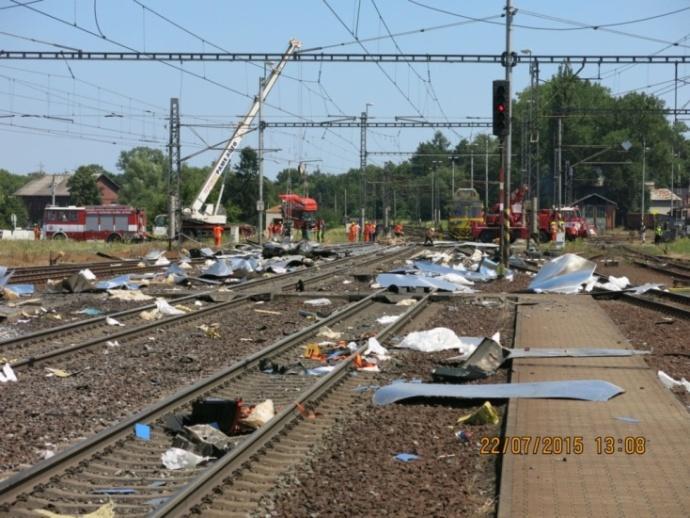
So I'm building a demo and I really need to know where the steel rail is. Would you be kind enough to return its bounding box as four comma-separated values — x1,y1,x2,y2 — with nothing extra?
0,244,400,349
1,245,413,367
0,289,385,504
152,291,432,516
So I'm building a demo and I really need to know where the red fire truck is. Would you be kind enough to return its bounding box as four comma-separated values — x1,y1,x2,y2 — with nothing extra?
43,205,147,242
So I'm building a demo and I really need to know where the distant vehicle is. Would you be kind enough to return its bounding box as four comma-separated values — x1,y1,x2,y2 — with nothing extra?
447,188,484,240
279,194,318,234
470,185,529,243
43,205,147,242
537,207,590,242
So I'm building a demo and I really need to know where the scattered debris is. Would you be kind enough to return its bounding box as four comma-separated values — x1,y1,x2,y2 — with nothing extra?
373,379,625,406
35,501,115,518
105,316,124,326
396,327,486,355
457,401,500,425
657,370,690,393
254,309,282,316
108,289,152,301
376,315,400,325
135,423,151,440
161,447,214,470
304,298,332,307
364,336,390,360
45,368,73,378
614,416,640,424
156,298,186,316
198,323,221,339
455,430,472,444
316,326,342,340
0,363,18,383
528,253,596,294
76,307,103,317
396,298,417,306
241,399,275,429
394,453,420,462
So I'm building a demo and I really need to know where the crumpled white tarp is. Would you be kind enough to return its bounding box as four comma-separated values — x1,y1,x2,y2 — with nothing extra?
161,447,213,470
631,283,665,294
156,298,186,316
377,315,400,325
528,253,596,294
108,289,152,301
0,363,18,383
396,327,487,356
586,275,630,292
304,298,332,307
658,370,690,393
364,336,390,360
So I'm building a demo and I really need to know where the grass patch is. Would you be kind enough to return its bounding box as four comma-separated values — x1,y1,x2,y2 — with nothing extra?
0,240,167,267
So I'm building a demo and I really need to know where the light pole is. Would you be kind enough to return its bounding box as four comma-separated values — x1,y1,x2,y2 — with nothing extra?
449,155,458,196
432,160,442,225
641,138,647,229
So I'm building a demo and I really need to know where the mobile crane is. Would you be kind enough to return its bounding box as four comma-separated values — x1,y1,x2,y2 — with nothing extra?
154,39,302,238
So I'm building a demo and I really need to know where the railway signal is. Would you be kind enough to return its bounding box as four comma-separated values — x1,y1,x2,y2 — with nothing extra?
492,80,509,137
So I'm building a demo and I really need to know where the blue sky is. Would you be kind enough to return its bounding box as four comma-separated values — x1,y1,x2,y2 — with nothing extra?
1,0,688,179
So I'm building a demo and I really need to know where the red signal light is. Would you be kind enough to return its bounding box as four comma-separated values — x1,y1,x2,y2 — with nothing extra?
497,103,505,113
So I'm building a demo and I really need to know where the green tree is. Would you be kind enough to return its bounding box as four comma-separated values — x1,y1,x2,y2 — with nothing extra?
116,147,167,219
67,164,104,206
0,169,29,227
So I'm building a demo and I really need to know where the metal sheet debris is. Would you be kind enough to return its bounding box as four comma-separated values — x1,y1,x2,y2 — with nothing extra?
95,274,140,291
161,447,214,470
507,347,650,359
528,253,596,294
373,379,625,405
376,273,459,292
201,260,233,278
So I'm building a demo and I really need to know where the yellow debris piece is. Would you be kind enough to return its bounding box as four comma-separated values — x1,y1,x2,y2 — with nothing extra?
456,401,499,425
35,501,115,518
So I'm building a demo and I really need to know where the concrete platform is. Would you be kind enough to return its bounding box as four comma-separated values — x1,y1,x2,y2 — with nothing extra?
498,295,690,518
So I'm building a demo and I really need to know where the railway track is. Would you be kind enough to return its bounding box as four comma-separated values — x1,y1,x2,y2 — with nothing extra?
594,288,690,321
6,260,190,286
0,244,415,369
0,289,429,516
154,292,431,517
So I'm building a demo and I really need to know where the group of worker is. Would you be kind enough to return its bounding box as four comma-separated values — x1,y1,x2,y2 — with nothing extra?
346,221,405,243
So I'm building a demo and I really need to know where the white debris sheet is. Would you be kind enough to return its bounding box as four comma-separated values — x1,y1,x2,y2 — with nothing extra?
0,363,18,383
395,327,497,357
658,370,690,393
161,447,214,470
304,298,332,307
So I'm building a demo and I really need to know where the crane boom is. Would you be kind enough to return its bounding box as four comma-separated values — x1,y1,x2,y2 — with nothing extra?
185,38,302,222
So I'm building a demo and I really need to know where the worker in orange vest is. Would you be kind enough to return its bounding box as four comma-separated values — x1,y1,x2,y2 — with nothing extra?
347,221,356,242
213,225,223,248
363,222,371,242
393,223,403,237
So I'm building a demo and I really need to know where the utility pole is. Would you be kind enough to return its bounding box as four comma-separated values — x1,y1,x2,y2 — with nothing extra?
167,97,180,250
257,75,265,245
485,137,489,209
360,105,370,240
470,151,475,190
641,138,646,227
557,116,563,208
449,156,457,195
501,0,515,268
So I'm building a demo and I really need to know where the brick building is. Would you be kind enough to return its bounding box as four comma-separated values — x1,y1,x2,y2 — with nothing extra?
14,173,120,224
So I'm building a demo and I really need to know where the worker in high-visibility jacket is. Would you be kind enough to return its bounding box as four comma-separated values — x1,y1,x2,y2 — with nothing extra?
213,225,223,248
